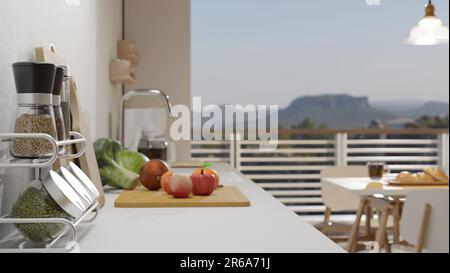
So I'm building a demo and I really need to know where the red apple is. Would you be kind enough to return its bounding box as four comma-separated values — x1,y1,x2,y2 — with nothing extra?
191,174,215,196
170,175,193,198
193,168,220,189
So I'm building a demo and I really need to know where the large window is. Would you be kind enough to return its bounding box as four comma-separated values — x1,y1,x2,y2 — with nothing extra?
191,0,449,129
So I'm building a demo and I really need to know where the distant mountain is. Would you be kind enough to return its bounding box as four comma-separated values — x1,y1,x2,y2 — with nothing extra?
412,101,449,118
372,100,425,117
373,100,449,118
193,96,448,130
279,94,397,128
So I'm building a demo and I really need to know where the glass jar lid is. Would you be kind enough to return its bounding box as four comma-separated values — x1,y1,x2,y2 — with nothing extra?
52,66,65,96
68,162,100,199
12,62,56,95
13,62,56,106
42,171,86,218
58,65,70,77
60,167,94,206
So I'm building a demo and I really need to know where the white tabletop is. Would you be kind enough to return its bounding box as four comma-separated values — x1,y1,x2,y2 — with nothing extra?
78,164,344,253
322,177,449,197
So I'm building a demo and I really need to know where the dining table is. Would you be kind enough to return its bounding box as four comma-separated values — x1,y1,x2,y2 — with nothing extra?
322,176,449,252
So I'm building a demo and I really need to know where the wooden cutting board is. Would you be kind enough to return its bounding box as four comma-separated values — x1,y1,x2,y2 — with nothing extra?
69,79,105,207
115,186,251,208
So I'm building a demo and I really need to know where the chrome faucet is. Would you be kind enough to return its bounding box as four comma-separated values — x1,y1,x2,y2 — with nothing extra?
119,89,173,145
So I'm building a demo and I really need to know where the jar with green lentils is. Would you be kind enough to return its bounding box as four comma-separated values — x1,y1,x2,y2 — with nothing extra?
10,171,86,243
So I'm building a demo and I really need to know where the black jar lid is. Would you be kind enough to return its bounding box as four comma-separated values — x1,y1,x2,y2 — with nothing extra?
12,62,56,94
52,66,65,96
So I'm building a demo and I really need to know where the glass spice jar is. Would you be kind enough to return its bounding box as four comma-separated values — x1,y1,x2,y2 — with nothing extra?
10,171,85,243
11,62,58,159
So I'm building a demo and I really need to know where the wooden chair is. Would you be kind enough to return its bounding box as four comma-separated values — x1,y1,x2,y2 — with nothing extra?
317,167,373,242
363,196,399,253
399,189,449,253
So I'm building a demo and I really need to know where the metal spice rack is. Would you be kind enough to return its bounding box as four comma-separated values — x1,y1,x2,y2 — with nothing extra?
0,132,99,253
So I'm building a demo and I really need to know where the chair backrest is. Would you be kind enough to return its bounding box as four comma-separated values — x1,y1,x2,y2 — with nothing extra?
321,166,368,211
401,189,449,253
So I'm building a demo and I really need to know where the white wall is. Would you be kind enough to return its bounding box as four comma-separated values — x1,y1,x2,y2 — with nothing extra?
124,0,191,161
0,0,122,138
0,0,122,214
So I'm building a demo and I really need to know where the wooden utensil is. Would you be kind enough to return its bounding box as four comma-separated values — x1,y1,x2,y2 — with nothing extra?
35,45,65,64
35,45,105,207
70,80,105,207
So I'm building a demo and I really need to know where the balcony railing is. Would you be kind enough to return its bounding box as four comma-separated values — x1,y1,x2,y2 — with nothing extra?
191,129,449,222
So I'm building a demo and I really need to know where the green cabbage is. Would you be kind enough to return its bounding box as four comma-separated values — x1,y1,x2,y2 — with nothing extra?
116,149,148,174
94,138,148,189
97,157,139,190
94,138,122,161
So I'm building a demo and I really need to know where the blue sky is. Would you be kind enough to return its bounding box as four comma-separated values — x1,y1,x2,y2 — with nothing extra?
192,0,449,107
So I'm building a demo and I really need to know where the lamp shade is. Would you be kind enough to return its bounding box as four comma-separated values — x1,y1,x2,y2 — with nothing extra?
406,17,449,45
406,2,449,46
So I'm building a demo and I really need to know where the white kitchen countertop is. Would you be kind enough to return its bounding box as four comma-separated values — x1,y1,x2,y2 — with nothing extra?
78,164,344,253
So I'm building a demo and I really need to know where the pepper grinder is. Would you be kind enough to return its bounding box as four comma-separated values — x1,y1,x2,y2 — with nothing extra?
58,65,72,140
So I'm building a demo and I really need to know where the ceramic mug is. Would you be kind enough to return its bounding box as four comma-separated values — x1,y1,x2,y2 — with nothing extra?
110,59,135,85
